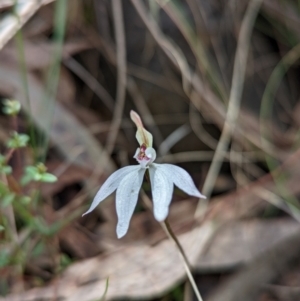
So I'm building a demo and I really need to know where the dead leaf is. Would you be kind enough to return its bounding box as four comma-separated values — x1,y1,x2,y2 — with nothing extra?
0,224,215,301
2,217,300,301
198,219,300,271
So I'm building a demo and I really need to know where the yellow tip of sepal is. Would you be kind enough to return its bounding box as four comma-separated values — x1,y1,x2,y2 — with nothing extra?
130,110,153,147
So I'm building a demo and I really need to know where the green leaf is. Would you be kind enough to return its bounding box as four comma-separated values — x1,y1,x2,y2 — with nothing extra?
18,134,30,146
32,241,45,257
2,99,21,116
20,174,33,186
0,250,10,268
20,196,31,205
0,155,5,164
0,225,4,232
0,155,12,175
25,166,38,176
1,166,12,175
40,173,57,183
0,182,9,195
60,253,72,269
7,132,29,149
34,174,42,181
23,164,57,183
31,218,51,235
2,193,15,207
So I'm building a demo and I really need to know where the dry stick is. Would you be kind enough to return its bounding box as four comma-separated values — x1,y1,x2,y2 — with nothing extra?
105,0,127,155
0,0,55,51
162,220,204,301
195,0,263,217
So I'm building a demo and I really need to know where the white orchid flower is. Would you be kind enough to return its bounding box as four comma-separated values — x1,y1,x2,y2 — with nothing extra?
83,111,206,238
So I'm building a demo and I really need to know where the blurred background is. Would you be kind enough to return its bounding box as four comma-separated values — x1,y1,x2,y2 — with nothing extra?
1,0,300,300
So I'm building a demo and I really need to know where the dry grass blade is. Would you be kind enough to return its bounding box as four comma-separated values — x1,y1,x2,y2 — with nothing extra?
105,0,127,155
64,57,114,111
0,0,55,50
195,0,263,216
130,0,193,94
130,0,271,160
155,0,226,100
158,124,190,156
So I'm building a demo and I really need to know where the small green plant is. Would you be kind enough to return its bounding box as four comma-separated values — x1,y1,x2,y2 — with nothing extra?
0,99,59,287
2,99,21,116
0,155,12,175
6,132,30,149
1,98,57,210
21,163,57,185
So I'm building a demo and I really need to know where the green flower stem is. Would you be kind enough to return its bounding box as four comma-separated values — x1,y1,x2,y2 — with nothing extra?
11,115,22,173
1,174,24,291
1,175,18,242
162,220,204,301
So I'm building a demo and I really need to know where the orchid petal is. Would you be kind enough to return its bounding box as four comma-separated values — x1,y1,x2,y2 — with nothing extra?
116,167,146,238
83,165,141,216
154,163,206,199
145,147,156,163
149,165,173,221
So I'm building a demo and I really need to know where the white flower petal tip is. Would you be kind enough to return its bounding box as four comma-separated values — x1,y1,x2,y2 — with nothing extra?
116,226,126,239
154,211,169,222
115,168,145,239
149,165,173,223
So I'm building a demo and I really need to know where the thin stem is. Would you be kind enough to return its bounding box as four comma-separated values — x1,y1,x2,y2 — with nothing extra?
2,175,18,243
162,219,204,301
40,0,68,162
1,174,24,292
141,186,204,300
12,115,22,175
